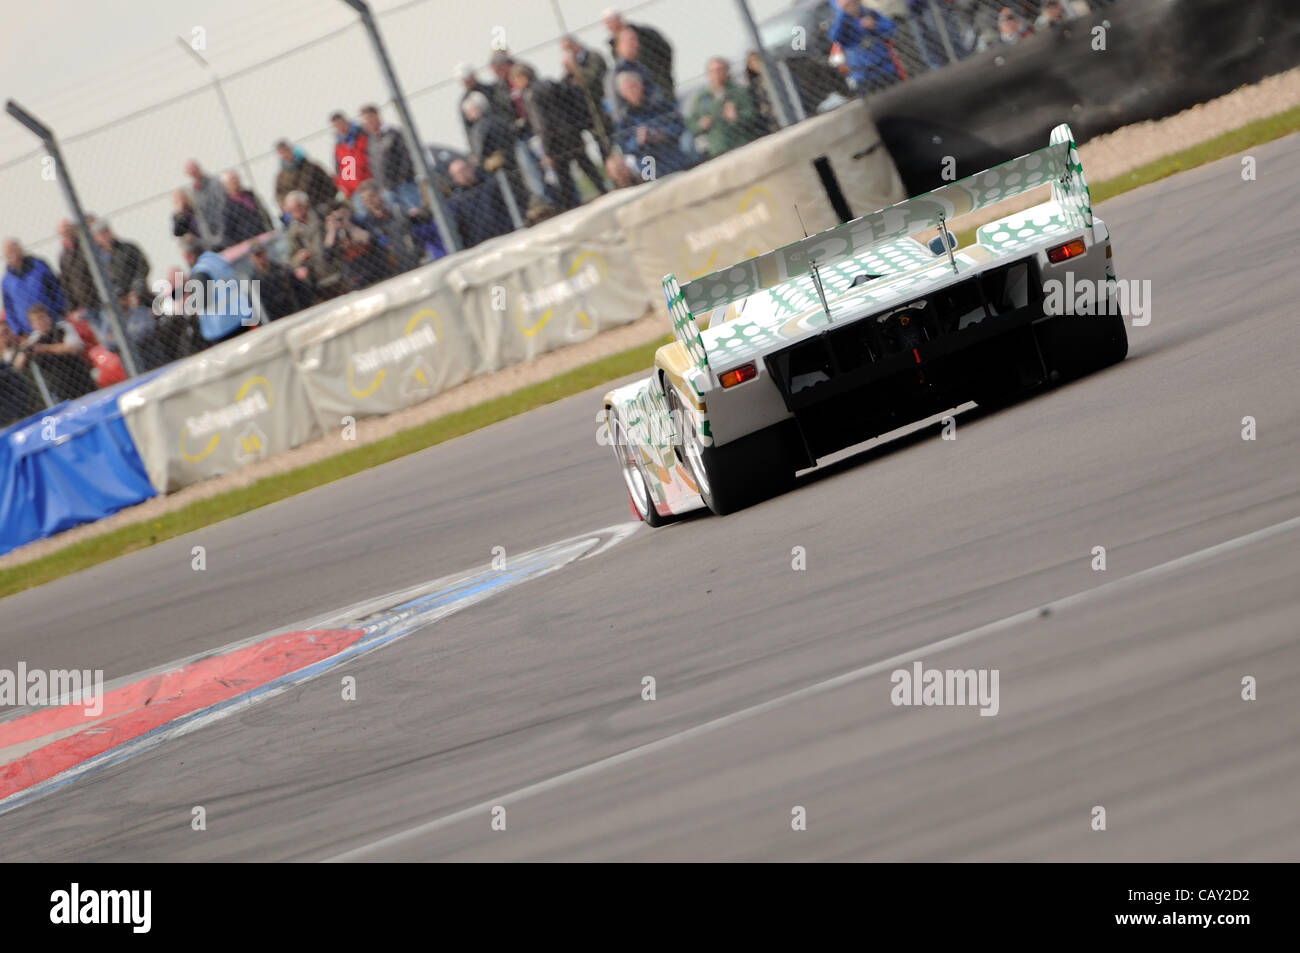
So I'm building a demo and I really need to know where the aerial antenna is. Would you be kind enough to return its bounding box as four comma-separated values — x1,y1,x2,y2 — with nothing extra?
937,211,959,275
795,205,833,322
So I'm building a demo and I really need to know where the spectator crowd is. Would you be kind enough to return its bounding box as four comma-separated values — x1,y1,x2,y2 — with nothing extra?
2,1,1096,426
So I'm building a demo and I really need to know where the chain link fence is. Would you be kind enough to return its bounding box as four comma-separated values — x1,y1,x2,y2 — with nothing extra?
1,0,1118,426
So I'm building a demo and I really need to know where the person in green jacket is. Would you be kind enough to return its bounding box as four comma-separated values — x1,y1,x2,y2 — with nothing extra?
688,58,762,159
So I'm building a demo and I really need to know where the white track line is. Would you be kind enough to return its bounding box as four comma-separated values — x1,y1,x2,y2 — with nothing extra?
324,512,1300,861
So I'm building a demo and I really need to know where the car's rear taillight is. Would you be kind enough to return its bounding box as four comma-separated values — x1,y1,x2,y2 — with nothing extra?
719,362,757,388
1046,238,1087,263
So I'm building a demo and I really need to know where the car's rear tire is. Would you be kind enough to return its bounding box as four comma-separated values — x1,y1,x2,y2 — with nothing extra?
684,415,799,516
1037,309,1129,380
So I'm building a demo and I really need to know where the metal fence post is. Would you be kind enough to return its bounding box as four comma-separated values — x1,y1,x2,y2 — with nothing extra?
495,170,525,229
175,37,266,210
733,0,795,128
341,0,461,254
927,0,959,66
5,99,140,378
28,362,55,410
775,59,807,122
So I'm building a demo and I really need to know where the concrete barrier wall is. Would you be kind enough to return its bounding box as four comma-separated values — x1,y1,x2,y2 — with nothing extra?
119,309,323,493
445,186,655,374
284,259,475,433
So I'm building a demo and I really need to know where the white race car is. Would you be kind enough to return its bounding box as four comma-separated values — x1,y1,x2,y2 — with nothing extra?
605,123,1127,522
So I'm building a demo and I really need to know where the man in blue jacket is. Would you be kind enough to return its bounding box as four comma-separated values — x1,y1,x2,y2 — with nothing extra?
2,239,65,336
829,0,900,93
612,71,690,180
179,235,256,345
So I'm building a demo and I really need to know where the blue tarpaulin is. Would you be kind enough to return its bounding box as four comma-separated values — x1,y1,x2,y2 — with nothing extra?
0,373,160,557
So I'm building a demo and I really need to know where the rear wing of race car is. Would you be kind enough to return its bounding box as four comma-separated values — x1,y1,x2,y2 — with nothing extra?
663,123,1093,374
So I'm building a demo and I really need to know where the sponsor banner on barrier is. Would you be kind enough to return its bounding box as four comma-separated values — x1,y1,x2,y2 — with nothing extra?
445,187,655,374
120,315,321,493
613,99,906,317
285,259,475,426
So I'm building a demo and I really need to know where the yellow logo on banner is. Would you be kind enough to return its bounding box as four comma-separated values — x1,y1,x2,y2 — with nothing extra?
179,375,274,463
514,251,605,338
346,309,443,397
683,185,773,279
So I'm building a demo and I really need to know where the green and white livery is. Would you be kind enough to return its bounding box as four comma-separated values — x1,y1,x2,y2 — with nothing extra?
605,123,1128,521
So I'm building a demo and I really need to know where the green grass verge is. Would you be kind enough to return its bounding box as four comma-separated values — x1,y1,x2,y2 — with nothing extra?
954,103,1300,248
7,103,1300,600
0,334,670,600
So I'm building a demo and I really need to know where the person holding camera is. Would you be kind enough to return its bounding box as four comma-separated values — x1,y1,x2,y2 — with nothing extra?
9,302,95,403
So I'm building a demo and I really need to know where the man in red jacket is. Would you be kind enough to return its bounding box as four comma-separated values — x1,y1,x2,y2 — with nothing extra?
329,111,373,213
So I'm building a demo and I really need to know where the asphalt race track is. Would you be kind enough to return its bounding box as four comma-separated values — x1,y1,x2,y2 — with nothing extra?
2,137,1298,861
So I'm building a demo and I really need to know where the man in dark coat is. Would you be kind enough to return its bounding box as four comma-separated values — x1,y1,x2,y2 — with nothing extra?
612,71,691,179
464,90,527,217
560,35,612,155
91,221,149,299
273,140,339,215
360,104,422,213
248,239,312,321
512,63,607,210
220,171,274,247
455,62,516,139
57,218,99,313
446,159,513,249
603,11,674,102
